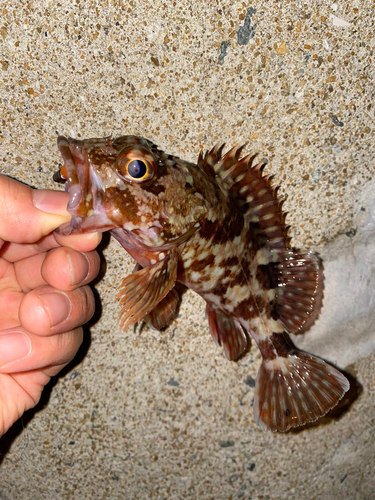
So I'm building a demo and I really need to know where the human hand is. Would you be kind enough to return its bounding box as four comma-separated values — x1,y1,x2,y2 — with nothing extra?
0,174,101,438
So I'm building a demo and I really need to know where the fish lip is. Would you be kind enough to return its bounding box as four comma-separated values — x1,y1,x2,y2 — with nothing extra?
57,136,86,211
57,136,76,171
56,136,118,237
56,136,92,236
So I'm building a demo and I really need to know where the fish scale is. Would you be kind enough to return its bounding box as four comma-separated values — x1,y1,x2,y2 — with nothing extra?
55,134,349,432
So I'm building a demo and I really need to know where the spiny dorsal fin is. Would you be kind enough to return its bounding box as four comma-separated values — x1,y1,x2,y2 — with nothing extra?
200,144,289,249
198,142,226,170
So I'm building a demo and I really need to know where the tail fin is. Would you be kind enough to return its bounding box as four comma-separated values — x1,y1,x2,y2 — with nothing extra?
253,350,349,432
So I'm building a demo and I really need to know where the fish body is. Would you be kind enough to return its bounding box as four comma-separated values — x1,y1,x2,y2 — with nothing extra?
56,135,349,432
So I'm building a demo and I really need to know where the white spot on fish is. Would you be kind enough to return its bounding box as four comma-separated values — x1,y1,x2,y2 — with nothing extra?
256,248,272,265
270,318,284,333
183,247,196,261
224,284,250,307
197,249,210,261
210,266,225,281
232,236,242,246
184,258,193,268
190,271,202,282
203,293,222,307
265,356,295,374
214,253,225,266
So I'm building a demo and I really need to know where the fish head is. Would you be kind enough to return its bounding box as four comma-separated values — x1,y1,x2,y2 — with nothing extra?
56,135,207,249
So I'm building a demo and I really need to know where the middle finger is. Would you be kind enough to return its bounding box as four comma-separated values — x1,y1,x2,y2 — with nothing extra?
0,234,59,263
15,247,100,292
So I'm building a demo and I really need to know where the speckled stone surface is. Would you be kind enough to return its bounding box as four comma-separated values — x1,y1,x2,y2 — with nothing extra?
0,1,374,499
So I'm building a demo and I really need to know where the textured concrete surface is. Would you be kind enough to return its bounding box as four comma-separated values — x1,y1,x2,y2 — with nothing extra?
0,1,374,499
297,180,375,368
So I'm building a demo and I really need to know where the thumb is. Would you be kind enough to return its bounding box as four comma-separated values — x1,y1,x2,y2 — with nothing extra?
0,175,71,244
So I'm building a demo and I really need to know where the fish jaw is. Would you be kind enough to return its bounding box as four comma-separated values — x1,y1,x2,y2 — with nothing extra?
56,136,117,235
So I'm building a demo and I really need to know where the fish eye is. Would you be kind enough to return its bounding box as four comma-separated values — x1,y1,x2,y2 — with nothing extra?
115,147,157,183
127,159,148,179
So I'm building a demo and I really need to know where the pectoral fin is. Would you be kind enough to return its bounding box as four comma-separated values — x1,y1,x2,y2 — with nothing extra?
116,248,179,330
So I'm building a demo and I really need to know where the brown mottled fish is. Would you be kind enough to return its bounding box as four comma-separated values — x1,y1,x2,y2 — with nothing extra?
55,135,349,432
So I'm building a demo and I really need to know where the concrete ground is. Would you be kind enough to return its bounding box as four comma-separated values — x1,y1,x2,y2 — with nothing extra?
0,1,374,499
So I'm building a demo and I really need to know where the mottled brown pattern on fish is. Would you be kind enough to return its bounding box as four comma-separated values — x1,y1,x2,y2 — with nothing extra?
219,256,239,268
190,254,215,273
196,219,217,242
229,212,245,239
255,265,272,289
142,183,166,196
258,332,293,360
232,299,257,322
56,134,349,433
257,339,277,361
254,294,270,315
107,187,141,226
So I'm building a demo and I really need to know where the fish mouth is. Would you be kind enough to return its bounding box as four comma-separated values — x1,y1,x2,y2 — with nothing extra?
56,136,115,235
57,136,87,210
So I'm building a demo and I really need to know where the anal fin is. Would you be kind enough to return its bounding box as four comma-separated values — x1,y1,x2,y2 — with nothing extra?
253,349,349,432
206,304,248,361
116,248,179,330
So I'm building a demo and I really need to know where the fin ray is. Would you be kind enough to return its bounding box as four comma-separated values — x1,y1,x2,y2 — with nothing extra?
143,288,181,330
116,248,179,330
200,144,289,249
253,350,349,432
206,304,248,360
274,251,324,334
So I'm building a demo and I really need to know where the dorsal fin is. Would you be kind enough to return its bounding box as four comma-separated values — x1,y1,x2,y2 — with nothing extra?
198,142,225,170
200,144,289,249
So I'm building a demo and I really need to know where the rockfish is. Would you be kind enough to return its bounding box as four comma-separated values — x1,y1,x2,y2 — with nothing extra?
55,135,349,432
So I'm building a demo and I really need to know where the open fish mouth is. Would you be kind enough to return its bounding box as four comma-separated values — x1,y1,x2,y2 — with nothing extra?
55,136,115,235
57,136,88,211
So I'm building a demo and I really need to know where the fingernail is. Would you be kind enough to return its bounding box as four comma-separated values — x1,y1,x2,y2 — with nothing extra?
66,251,90,285
38,291,72,327
32,189,69,215
0,332,31,367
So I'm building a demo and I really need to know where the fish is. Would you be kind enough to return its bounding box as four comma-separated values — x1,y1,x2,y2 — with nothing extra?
55,135,350,432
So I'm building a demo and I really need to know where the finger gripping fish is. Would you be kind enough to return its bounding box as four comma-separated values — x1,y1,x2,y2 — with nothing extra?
55,135,349,432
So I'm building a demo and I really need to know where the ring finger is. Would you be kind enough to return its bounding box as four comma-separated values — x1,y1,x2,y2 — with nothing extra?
19,284,96,336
